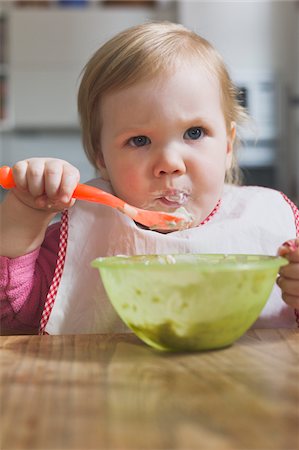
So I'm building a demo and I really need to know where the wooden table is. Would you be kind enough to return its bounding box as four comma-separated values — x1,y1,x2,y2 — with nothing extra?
1,329,298,450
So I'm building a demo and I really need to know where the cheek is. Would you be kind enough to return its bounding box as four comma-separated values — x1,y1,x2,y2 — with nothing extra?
109,162,146,197
193,152,227,181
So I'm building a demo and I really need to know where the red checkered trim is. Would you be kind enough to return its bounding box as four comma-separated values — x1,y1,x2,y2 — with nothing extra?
200,199,221,226
280,193,299,328
280,192,299,237
39,211,69,334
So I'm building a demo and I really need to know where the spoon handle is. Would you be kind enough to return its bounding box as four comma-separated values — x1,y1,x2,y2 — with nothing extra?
0,166,15,188
72,184,124,209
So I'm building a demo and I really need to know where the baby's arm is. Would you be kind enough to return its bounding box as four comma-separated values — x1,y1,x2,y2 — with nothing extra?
0,158,79,258
0,222,60,334
277,239,299,310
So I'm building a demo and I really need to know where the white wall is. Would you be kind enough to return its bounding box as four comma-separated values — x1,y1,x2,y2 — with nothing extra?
1,131,96,183
177,1,296,75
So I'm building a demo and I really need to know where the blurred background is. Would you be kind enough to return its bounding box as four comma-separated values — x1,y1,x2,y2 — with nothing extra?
1,0,298,204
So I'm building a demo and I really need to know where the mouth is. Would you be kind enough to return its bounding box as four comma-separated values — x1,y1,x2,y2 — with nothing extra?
156,190,189,208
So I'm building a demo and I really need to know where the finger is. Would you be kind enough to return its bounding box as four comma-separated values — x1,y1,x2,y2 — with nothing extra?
283,251,299,263
34,194,76,211
12,160,29,191
34,194,56,210
279,262,299,280
44,160,64,199
278,239,299,262
277,276,299,297
58,163,80,203
26,159,46,197
280,292,299,309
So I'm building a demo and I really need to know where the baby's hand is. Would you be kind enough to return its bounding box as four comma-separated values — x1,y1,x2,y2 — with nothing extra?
277,238,299,309
11,158,80,213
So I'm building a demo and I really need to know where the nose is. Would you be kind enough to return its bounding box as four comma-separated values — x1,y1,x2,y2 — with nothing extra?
153,148,186,178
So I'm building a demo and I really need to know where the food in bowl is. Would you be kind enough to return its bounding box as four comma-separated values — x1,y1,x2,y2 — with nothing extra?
91,254,287,352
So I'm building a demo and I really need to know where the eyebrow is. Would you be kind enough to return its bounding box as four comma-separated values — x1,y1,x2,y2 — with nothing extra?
112,114,217,141
178,115,216,126
112,127,151,141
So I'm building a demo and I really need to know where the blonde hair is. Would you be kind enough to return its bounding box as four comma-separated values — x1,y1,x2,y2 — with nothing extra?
78,21,248,184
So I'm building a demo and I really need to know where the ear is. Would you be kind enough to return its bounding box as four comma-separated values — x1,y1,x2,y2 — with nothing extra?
96,152,110,181
225,121,236,169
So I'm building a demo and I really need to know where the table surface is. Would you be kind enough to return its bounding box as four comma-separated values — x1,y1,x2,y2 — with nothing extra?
1,329,299,450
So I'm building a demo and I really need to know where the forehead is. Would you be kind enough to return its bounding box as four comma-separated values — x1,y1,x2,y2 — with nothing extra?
100,63,223,121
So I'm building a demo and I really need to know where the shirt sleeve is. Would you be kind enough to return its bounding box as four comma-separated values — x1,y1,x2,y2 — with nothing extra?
0,221,60,335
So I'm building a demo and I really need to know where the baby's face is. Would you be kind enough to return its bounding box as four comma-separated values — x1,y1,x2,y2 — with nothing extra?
98,63,235,227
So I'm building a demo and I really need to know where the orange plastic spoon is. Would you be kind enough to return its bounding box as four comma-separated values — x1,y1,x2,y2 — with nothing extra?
0,166,188,231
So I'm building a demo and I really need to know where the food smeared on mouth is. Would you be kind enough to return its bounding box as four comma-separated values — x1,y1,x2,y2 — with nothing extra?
163,192,187,203
157,190,189,207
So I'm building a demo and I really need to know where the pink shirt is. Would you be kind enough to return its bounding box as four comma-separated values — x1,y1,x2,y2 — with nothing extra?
0,222,60,334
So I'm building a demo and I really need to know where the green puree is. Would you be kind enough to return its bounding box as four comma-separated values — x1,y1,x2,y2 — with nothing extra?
128,321,218,352
128,312,256,352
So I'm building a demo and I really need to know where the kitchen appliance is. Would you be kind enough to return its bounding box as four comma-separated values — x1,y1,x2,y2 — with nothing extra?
232,70,280,188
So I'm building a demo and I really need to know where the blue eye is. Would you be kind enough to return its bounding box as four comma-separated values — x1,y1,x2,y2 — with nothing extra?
184,127,204,140
128,136,151,147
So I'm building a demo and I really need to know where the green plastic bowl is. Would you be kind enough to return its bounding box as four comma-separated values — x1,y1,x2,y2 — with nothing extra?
92,254,287,352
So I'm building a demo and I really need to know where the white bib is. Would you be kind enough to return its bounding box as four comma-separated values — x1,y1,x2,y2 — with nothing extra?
45,180,298,334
